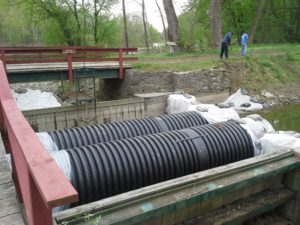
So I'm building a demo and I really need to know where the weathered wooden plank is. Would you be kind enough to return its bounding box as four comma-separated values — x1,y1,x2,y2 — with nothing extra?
0,158,10,172
0,182,16,200
178,188,294,225
0,197,20,218
0,169,12,184
0,212,26,225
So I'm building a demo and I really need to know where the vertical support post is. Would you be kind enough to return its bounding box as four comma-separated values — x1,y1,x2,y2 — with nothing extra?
10,144,23,203
0,49,6,72
67,54,73,81
29,175,53,225
119,48,124,80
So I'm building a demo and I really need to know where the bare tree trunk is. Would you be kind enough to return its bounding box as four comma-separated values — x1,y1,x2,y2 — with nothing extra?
82,0,86,46
155,0,167,42
162,0,181,52
208,0,222,49
122,0,129,48
249,0,266,43
73,0,82,45
141,0,149,50
187,0,201,50
93,0,98,44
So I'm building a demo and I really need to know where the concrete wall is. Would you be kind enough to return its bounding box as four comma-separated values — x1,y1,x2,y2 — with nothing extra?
23,95,168,132
101,68,229,100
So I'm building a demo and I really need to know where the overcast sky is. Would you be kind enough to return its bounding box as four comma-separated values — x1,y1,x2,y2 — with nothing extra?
112,0,188,32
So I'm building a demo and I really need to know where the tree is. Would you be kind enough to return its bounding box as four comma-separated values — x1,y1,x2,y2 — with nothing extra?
141,0,149,50
249,0,266,43
162,0,181,52
208,0,222,48
122,0,129,47
155,0,167,42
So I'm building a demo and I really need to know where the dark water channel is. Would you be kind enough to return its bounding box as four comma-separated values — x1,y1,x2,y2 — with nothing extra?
258,104,300,132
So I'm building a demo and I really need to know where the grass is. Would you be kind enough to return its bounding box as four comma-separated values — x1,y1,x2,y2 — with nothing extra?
132,43,300,94
133,60,219,72
132,43,300,72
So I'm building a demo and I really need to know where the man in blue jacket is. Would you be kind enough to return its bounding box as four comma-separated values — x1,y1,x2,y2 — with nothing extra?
220,32,233,59
241,33,249,56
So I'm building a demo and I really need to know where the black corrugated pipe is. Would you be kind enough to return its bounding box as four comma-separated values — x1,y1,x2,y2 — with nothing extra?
66,121,254,206
48,111,208,150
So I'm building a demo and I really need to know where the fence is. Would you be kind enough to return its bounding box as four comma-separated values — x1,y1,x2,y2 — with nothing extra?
0,47,138,80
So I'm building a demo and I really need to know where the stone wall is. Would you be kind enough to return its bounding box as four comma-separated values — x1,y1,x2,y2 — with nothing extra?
101,68,230,100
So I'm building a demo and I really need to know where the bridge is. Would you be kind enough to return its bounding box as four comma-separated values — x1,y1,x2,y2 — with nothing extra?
0,47,138,225
0,47,138,83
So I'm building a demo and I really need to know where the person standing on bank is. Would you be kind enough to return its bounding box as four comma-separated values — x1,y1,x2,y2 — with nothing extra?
220,32,233,59
241,33,249,56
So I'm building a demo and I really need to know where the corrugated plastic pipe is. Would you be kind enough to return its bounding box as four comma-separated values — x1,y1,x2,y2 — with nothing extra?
63,121,254,205
47,111,208,150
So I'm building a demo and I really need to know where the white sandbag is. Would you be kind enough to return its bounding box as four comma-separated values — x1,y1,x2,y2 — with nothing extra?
241,115,275,139
166,94,197,114
188,104,240,124
239,124,262,156
224,88,263,111
260,133,300,155
36,132,59,153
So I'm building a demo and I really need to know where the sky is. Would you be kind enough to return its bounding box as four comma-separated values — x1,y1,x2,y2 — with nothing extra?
112,0,189,32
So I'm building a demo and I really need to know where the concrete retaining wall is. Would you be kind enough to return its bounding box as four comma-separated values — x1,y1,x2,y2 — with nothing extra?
23,94,168,132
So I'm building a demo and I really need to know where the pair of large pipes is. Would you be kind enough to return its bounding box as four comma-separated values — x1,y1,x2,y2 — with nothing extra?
46,111,254,206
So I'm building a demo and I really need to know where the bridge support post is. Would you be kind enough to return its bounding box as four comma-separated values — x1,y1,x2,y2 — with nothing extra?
67,54,73,81
119,48,124,79
0,49,6,72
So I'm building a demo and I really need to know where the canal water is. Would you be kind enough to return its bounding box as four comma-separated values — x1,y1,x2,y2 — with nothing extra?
258,104,300,132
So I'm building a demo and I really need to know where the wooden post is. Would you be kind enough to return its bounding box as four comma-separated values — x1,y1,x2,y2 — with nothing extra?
119,48,124,79
67,54,73,81
29,175,53,225
0,49,6,72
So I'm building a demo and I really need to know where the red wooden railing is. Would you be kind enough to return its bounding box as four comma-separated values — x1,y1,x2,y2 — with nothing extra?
0,47,138,80
0,61,78,225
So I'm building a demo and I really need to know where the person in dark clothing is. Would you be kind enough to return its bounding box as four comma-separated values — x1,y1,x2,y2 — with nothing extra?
220,32,233,59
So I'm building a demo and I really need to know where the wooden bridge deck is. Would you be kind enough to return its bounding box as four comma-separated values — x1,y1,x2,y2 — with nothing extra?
6,62,133,83
6,62,132,73
0,138,25,225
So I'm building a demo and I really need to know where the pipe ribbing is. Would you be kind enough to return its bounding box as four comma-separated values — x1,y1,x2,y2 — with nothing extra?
66,121,254,205
48,111,208,150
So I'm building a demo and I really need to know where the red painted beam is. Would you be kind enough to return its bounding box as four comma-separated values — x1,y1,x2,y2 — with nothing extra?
119,48,124,79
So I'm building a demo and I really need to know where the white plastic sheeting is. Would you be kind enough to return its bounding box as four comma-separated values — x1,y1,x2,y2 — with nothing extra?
224,88,263,111
12,88,61,111
166,94,197,114
36,132,59,153
187,104,240,124
51,150,73,213
260,132,300,155
51,150,73,182
240,115,275,156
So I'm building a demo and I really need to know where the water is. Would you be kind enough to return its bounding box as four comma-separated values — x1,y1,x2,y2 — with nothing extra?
258,104,300,132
